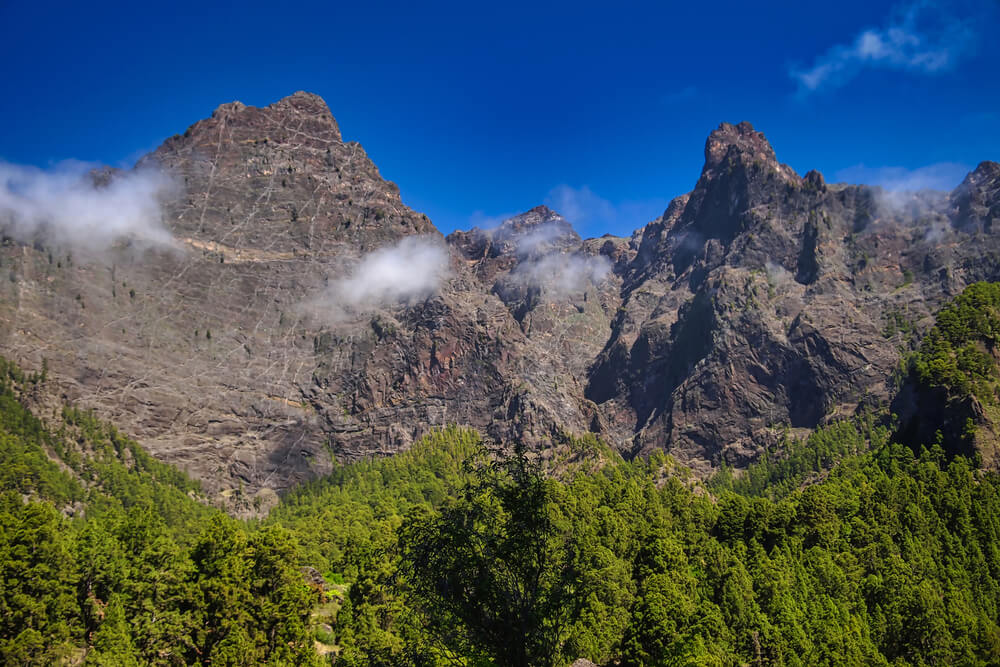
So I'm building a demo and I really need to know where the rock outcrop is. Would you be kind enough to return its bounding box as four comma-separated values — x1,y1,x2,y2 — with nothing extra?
585,126,1000,471
0,93,595,507
2,95,998,504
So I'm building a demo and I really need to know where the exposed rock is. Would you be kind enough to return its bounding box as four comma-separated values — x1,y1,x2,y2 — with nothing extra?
1,98,998,499
300,566,327,591
585,122,1000,470
0,93,595,506
951,161,1000,232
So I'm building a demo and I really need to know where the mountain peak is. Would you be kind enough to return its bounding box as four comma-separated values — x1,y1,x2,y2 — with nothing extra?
970,160,1000,181
704,121,777,169
526,204,559,218
204,91,340,141
497,206,577,239
951,160,1000,232
447,205,580,263
270,90,333,115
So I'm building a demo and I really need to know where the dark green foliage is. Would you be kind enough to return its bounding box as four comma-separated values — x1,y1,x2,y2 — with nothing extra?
0,356,319,665
266,425,481,581
0,492,79,663
399,446,577,667
898,281,1000,463
709,416,887,499
910,281,1000,401
0,359,84,505
321,433,1000,666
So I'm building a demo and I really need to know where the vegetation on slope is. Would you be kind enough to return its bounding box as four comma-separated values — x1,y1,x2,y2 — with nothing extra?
896,281,1000,466
0,359,320,665
4,283,1000,665
328,431,1000,666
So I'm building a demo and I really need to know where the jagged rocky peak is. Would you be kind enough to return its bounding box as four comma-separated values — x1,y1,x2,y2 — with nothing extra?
653,122,803,275
179,90,343,147
448,205,581,261
496,205,581,257
803,169,826,190
705,121,775,167
951,160,1000,232
151,90,435,253
702,121,798,183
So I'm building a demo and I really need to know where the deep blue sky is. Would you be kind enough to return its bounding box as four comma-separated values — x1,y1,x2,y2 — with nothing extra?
1,0,997,238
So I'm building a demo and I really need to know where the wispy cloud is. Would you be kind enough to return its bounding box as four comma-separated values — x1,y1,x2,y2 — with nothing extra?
790,0,980,95
309,235,450,322
469,210,613,298
833,161,971,191
543,185,668,236
510,252,611,297
467,209,519,230
514,222,572,258
0,160,177,251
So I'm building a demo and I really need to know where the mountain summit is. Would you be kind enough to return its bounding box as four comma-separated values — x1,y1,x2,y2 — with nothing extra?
1,92,998,508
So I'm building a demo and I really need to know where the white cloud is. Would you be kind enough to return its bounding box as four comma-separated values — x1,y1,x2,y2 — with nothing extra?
833,161,970,191
511,252,611,297
467,209,519,230
791,0,979,94
317,235,450,320
765,261,794,290
835,161,970,219
514,221,572,258
0,160,177,251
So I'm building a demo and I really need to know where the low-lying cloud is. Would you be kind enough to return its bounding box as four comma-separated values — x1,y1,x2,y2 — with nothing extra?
514,221,572,258
512,252,611,297
481,212,613,297
317,236,450,320
791,0,981,95
834,162,971,192
0,160,177,251
468,186,667,241
835,161,965,230
765,260,794,290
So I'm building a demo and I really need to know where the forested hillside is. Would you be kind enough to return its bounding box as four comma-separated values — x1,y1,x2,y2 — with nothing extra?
316,422,1000,666
3,285,1000,665
0,359,322,665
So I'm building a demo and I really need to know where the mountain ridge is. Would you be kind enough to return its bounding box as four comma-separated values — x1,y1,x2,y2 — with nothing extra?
1,91,997,507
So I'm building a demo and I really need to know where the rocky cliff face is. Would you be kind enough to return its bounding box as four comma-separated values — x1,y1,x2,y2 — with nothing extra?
1,94,998,506
587,123,1000,471
0,93,601,509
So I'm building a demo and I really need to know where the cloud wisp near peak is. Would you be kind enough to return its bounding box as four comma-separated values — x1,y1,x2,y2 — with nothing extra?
0,161,178,252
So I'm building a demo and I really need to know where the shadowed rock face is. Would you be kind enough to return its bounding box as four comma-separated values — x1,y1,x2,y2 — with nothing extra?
2,95,999,506
951,161,1000,233
586,122,1000,471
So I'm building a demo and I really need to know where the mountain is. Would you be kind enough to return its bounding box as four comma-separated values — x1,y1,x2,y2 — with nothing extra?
587,123,1000,472
1,94,998,506
0,92,602,508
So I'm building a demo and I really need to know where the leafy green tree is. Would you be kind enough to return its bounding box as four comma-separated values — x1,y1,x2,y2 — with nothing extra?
399,445,578,667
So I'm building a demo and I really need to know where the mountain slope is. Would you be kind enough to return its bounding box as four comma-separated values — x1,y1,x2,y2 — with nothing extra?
587,122,1000,471
0,93,601,504
1,94,998,503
